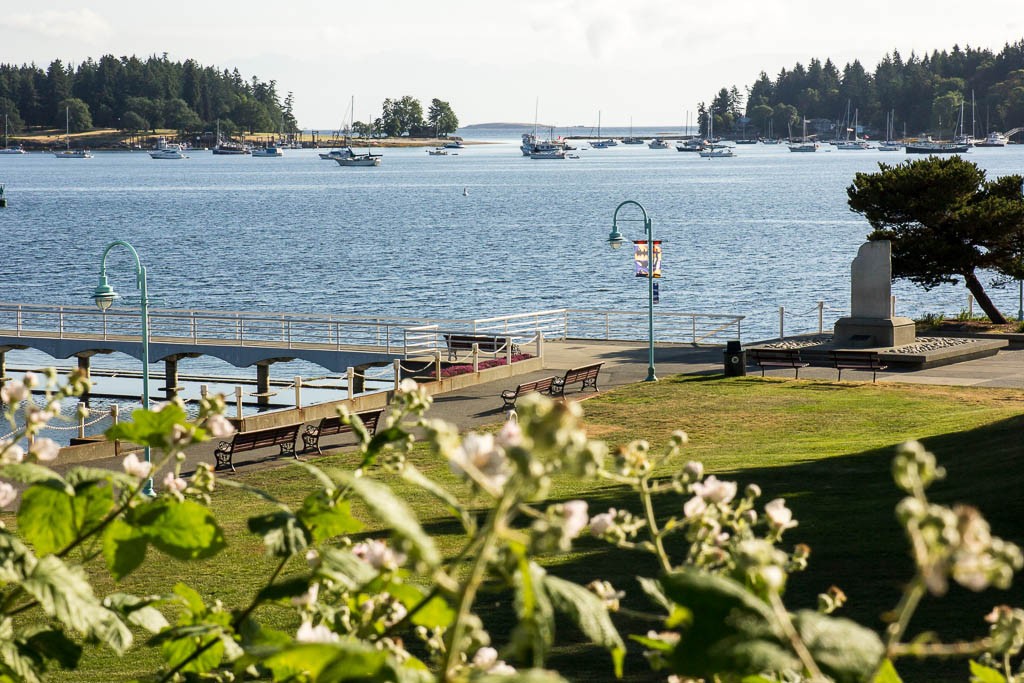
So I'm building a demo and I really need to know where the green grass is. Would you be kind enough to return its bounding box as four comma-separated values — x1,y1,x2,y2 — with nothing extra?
45,375,1024,681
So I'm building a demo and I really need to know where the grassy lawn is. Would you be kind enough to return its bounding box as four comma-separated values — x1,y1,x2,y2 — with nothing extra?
46,375,1024,682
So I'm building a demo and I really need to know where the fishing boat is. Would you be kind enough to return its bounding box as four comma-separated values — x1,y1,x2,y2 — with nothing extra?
251,145,284,157
530,148,566,159
54,107,92,158
0,115,25,154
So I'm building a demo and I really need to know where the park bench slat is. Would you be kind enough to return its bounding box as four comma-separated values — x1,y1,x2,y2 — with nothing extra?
301,409,383,455
748,348,810,378
213,423,300,472
500,376,555,409
550,363,603,398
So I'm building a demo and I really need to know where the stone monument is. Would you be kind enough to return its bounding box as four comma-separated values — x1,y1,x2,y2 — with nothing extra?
832,240,916,348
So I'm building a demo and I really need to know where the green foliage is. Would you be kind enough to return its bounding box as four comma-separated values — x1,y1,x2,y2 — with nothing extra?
427,98,459,135
969,659,1007,682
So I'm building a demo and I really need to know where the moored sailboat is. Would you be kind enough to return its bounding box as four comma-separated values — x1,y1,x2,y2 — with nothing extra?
54,107,92,158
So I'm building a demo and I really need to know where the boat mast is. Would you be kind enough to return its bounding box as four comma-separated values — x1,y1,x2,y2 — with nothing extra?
66,106,70,150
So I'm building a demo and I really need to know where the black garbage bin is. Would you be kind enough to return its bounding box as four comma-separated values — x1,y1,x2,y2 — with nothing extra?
723,340,746,377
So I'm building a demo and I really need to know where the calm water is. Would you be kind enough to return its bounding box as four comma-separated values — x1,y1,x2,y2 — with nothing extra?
2,130,1022,382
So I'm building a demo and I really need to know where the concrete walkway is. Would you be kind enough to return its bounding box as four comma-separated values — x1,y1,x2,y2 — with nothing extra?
57,340,1024,480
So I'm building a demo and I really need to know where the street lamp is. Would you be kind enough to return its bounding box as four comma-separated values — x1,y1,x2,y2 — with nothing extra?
92,240,155,496
607,200,658,382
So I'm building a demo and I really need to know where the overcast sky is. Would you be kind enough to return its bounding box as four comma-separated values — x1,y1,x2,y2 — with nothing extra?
5,0,1023,129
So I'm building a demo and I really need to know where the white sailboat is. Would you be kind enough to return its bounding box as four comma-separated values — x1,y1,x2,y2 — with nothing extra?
54,107,93,158
787,118,819,152
878,111,902,151
591,111,616,148
334,98,382,166
698,109,735,158
0,114,26,154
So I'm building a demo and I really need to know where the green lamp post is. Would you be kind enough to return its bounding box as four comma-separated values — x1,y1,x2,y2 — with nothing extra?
92,240,155,496
607,200,658,382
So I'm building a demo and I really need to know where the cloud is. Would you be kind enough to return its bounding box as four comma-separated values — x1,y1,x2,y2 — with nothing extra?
7,9,113,41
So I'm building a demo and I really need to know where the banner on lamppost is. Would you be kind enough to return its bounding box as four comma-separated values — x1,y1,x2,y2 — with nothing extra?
653,281,660,304
633,240,662,277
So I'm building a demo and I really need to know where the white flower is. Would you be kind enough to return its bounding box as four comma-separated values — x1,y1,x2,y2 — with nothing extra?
295,621,339,643
384,600,408,628
692,475,737,504
0,482,16,507
682,460,703,480
25,405,52,425
488,662,517,675
589,509,616,537
29,438,60,462
450,432,510,488
162,471,187,493
764,498,798,531
48,400,62,416
683,496,707,519
205,414,236,438
495,419,522,449
760,565,786,591
291,582,320,606
22,372,38,389
562,500,589,540
122,453,152,479
398,378,419,393
0,380,28,405
472,647,499,669
0,441,25,464
352,539,406,570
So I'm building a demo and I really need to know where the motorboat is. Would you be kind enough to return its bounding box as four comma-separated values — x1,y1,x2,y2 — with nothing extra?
530,149,565,159
675,138,706,152
622,137,644,145
836,140,873,150
648,138,670,149
251,146,283,157
427,147,448,155
699,147,735,158
904,141,970,154
878,142,903,152
149,144,189,159
975,131,1009,147
520,133,566,156
319,148,353,160
443,140,464,149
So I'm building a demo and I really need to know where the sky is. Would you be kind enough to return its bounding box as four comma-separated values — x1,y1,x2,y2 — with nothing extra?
5,0,1024,129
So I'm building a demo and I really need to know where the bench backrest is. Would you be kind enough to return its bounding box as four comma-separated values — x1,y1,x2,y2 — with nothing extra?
234,424,299,450
563,363,602,383
318,410,383,437
519,377,555,393
749,349,801,362
829,350,882,365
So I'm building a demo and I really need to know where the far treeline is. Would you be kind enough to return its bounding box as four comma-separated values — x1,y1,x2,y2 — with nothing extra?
699,39,1024,139
0,55,298,136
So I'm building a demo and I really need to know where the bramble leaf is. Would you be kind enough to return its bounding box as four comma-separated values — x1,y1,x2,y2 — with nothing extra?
135,499,225,560
17,486,75,556
543,572,626,678
102,518,148,581
296,494,362,544
794,610,885,683
969,659,1008,683
248,510,308,558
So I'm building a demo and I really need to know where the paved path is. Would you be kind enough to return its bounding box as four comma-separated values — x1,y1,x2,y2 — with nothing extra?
59,340,1024,480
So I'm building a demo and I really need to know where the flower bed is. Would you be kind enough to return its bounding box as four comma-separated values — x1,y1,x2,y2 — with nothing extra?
431,353,534,379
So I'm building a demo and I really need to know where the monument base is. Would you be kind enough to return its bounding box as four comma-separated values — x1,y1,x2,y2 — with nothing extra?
833,316,916,348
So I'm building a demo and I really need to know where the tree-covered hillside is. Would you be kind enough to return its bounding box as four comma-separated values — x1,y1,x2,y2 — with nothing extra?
0,54,298,135
701,40,1024,139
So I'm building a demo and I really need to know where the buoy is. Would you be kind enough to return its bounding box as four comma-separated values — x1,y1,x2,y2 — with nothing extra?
463,187,469,196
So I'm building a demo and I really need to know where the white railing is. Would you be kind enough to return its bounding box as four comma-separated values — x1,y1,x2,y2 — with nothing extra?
562,309,744,345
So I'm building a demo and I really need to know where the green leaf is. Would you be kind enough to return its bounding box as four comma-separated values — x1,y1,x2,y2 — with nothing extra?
316,547,378,590
0,464,71,495
248,510,308,558
384,582,455,629
21,555,132,653
106,403,192,450
103,593,170,634
873,659,904,683
161,631,223,674
102,518,148,581
72,482,115,538
65,466,137,490
401,463,476,534
315,641,392,680
660,569,797,679
17,486,76,556
542,572,626,678
793,610,885,683
333,471,440,567
173,583,207,615
969,660,1008,683
296,494,363,544
636,575,673,613
135,499,225,561
23,627,82,669
261,643,365,681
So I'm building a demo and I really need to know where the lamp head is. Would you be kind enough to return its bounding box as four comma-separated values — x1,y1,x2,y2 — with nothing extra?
92,275,118,312
607,226,626,250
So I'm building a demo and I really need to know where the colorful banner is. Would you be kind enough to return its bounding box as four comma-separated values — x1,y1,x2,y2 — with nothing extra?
633,240,662,277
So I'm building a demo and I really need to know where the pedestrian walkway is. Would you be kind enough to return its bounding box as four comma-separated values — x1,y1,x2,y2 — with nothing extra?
56,340,1024,480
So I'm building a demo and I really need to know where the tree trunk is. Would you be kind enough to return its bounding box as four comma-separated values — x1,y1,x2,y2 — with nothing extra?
963,270,1007,324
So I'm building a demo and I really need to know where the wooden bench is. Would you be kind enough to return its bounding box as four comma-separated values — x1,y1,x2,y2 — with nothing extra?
747,348,810,378
830,350,887,382
301,409,383,455
550,363,603,398
500,376,556,410
443,334,517,361
213,423,301,472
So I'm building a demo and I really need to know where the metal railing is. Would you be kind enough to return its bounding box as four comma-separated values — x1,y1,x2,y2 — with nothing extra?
562,309,744,345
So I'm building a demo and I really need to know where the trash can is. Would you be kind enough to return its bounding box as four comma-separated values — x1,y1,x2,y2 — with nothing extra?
723,340,746,377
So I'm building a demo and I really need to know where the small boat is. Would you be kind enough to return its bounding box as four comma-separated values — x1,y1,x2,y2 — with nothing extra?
211,120,249,154
836,140,873,150
648,138,670,149
590,111,617,148
904,141,970,154
787,119,819,153
622,118,644,144
333,146,381,166
975,131,1009,147
427,147,448,155
675,138,706,152
699,147,735,158
530,149,565,159
54,107,92,158
443,140,464,149
735,139,759,145
0,115,25,154
149,144,189,159
319,148,353,160
251,146,283,157
878,111,902,151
